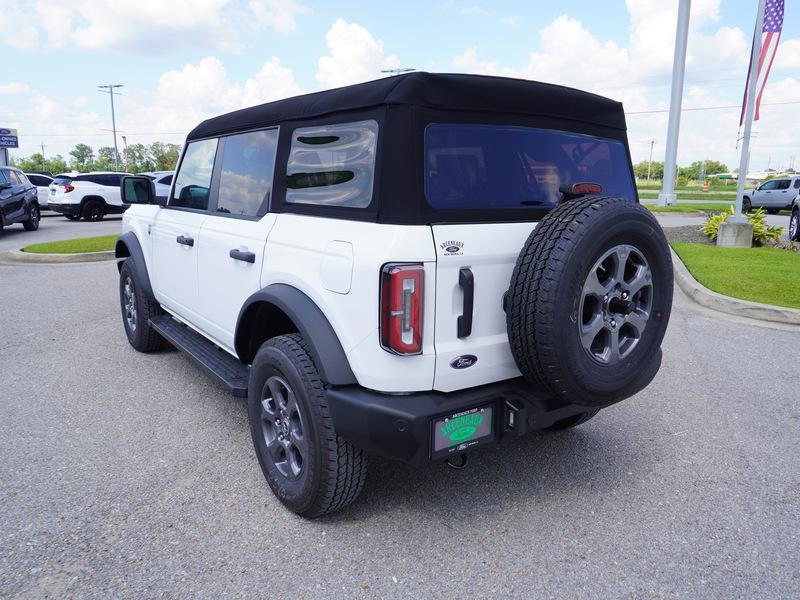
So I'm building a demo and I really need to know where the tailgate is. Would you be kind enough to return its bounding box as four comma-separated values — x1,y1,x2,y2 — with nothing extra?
431,222,536,392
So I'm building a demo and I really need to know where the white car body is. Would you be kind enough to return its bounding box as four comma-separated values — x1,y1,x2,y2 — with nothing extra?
25,173,54,208
744,176,800,211
48,171,131,219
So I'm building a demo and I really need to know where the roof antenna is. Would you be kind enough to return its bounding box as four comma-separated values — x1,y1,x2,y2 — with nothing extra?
381,68,416,76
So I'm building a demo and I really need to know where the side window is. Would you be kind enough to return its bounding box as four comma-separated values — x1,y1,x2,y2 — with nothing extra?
16,171,29,184
775,179,791,190
7,170,22,184
29,175,46,186
171,138,218,210
159,174,173,186
0,170,7,183
760,180,778,190
216,129,278,217
285,120,378,208
793,179,800,189
75,174,95,184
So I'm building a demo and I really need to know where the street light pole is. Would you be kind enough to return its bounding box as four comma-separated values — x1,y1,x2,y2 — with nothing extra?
657,0,692,207
98,84,123,171
121,135,128,172
647,139,655,181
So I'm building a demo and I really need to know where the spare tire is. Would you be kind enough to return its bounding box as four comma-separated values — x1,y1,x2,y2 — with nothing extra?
506,196,672,407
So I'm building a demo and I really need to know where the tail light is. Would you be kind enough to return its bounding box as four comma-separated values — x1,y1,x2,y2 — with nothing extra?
380,263,424,355
61,184,74,193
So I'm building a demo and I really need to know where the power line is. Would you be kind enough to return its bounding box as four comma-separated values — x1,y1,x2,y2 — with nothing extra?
625,100,800,115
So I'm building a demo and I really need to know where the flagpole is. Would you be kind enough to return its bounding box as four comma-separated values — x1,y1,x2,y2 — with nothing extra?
732,0,767,224
657,0,692,207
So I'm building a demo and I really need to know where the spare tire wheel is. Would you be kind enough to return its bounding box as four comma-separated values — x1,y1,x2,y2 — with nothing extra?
506,196,672,407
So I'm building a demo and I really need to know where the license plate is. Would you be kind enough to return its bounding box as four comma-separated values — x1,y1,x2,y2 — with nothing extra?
49,189,56,196
431,404,494,459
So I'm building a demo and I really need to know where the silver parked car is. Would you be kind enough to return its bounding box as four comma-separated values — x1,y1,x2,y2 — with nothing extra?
743,176,800,214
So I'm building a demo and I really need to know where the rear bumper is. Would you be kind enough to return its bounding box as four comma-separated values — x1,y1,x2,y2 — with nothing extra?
327,378,597,468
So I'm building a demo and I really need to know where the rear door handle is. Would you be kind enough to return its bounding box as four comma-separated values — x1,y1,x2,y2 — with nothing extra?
457,267,474,339
229,248,255,263
176,235,194,247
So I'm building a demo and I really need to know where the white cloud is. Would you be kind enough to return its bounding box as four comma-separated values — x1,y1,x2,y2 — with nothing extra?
316,19,399,89
2,0,310,54
249,0,311,35
1,0,40,49
451,0,799,169
0,82,32,95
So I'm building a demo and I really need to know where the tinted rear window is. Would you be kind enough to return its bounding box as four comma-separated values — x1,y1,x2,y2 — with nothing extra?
53,177,73,185
424,124,636,211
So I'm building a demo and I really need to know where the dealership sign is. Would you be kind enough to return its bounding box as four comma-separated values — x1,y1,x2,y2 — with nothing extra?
0,128,19,148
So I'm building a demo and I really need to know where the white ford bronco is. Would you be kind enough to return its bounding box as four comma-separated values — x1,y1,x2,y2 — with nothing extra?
116,73,673,518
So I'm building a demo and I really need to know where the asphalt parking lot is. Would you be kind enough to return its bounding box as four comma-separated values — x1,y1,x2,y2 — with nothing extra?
1,219,798,598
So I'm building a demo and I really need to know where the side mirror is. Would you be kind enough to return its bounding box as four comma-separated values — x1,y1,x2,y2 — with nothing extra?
121,176,157,205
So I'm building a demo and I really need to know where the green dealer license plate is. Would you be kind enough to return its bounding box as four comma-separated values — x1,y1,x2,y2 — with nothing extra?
431,404,494,460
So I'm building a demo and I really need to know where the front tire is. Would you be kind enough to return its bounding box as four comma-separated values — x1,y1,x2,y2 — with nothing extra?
23,204,40,231
248,334,367,518
742,197,752,213
119,260,167,352
790,210,800,242
83,199,105,221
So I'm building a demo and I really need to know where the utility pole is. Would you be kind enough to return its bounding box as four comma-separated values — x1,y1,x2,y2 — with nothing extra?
121,135,128,172
657,0,691,207
98,84,123,171
647,139,655,181
40,144,46,170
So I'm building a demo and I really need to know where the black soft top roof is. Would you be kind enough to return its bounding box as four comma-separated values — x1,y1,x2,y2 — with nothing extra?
187,72,626,140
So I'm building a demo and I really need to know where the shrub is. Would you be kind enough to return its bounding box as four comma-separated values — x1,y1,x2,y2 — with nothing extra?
700,206,783,247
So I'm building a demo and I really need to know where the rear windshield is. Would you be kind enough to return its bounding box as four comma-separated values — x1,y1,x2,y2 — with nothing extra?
424,124,636,211
52,177,73,185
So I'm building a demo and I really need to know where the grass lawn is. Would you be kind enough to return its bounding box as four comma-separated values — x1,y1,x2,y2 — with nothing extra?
638,192,734,201
23,234,118,254
671,242,800,309
646,203,733,213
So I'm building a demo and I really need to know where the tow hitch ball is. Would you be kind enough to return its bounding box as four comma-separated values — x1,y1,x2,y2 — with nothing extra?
446,453,469,470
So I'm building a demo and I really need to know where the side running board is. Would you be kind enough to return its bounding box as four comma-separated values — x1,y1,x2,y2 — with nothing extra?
150,315,250,397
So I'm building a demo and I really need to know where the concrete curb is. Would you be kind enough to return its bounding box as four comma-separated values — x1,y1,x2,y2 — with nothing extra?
671,248,800,325
2,249,116,264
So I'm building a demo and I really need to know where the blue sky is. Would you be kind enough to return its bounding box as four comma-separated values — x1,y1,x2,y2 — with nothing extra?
2,0,798,169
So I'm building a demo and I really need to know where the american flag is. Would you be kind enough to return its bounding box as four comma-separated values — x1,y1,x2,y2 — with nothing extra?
739,0,783,127
740,0,784,125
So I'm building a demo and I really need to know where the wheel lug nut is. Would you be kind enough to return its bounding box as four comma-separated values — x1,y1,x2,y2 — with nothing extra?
610,319,617,328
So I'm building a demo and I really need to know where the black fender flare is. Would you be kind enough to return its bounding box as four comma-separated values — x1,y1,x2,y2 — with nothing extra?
115,231,155,300
235,284,357,386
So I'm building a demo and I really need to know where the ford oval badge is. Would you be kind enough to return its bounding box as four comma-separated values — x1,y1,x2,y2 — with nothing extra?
450,355,477,369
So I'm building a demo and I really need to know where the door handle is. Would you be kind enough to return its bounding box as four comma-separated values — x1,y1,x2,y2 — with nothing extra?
457,267,474,338
229,248,256,263
176,235,194,247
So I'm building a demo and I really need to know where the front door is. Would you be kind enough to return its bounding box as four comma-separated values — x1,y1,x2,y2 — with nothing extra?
196,128,280,353
150,137,219,322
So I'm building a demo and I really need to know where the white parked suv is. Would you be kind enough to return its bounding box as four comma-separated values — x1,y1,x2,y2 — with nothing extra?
115,73,673,517
138,171,174,199
49,171,131,221
742,175,800,214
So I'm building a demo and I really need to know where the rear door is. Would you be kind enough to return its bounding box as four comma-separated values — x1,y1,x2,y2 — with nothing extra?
196,128,279,352
425,123,637,392
1,169,26,221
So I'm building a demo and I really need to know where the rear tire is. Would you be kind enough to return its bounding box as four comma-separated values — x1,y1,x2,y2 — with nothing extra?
22,204,40,231
506,196,673,407
790,210,800,242
82,200,105,221
119,260,167,352
248,334,367,518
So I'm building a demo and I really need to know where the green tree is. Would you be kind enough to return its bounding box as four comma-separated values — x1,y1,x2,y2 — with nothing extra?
633,160,664,180
69,143,95,170
125,143,155,173
94,146,118,171
149,142,181,171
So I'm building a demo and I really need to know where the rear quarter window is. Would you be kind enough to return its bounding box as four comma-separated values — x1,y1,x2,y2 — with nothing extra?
424,124,636,211
285,120,378,208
